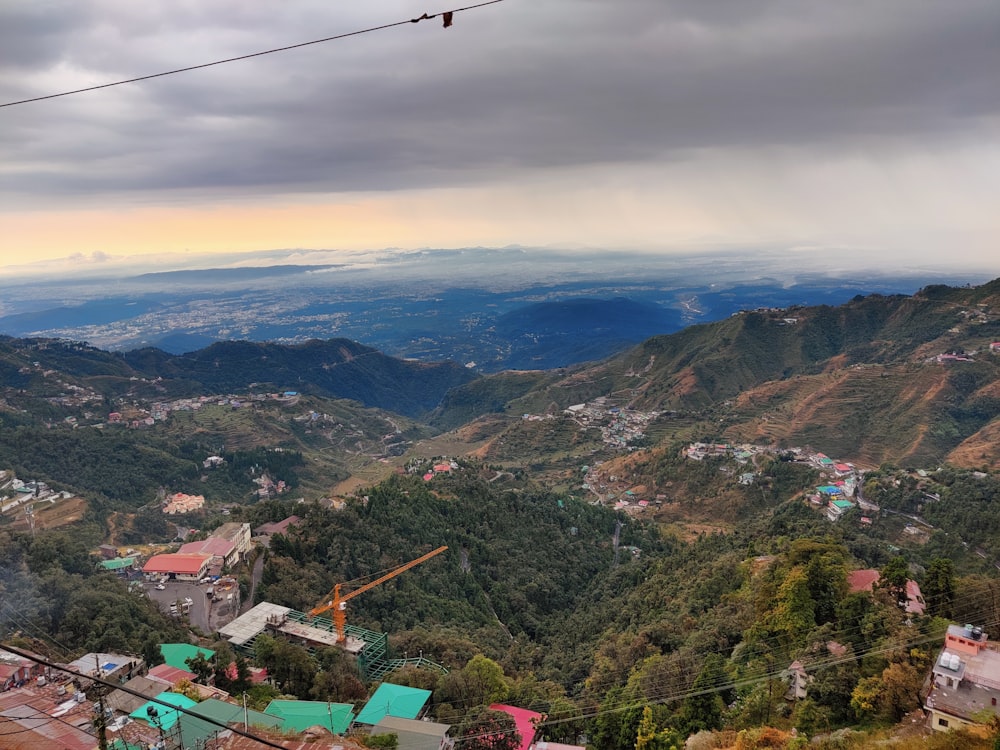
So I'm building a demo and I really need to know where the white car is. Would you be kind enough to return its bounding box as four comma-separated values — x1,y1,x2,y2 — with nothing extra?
155,583,166,590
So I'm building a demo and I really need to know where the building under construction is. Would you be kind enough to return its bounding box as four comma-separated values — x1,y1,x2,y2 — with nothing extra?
219,602,445,682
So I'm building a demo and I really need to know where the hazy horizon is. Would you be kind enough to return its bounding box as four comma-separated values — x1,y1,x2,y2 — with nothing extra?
2,2,998,274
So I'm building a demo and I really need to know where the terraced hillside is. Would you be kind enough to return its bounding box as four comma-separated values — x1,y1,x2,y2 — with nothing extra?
453,279,1000,468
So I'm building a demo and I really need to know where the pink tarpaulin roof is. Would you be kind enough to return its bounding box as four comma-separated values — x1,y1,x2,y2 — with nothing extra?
490,704,542,750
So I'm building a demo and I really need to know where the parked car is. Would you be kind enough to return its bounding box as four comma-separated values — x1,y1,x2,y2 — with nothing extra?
155,583,166,590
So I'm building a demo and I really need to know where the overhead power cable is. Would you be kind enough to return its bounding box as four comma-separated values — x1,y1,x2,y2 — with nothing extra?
0,642,290,750
0,0,504,109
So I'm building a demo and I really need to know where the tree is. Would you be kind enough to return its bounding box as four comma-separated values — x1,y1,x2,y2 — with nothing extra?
185,652,214,685
767,566,816,649
879,556,909,610
635,706,682,750
677,654,728,735
437,655,510,711
923,558,956,618
450,708,521,750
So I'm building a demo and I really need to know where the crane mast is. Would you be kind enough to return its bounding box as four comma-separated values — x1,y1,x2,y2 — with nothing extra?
310,545,448,643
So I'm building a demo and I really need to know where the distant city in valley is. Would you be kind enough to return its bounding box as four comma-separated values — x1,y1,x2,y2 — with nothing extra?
0,248,988,372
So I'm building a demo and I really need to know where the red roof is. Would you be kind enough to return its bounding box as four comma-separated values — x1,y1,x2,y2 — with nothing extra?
489,704,542,750
224,663,269,684
0,686,97,750
847,569,880,593
143,553,212,575
905,580,926,615
254,516,301,535
146,663,196,686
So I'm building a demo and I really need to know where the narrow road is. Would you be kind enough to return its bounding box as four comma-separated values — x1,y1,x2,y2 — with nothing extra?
241,552,265,614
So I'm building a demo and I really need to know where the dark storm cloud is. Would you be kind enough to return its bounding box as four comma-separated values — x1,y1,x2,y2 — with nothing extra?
2,0,999,202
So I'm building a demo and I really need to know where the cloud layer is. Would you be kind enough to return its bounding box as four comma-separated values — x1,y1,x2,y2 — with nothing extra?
1,1,999,268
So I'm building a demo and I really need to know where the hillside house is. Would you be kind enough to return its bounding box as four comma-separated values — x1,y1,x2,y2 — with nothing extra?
179,536,239,569
67,652,144,684
142,552,213,581
371,716,453,750
0,681,97,749
211,522,252,559
848,569,926,615
162,492,205,514
783,660,811,701
926,624,1000,731
355,683,432,725
146,663,197,689
827,499,855,521
265,699,355,734
254,515,302,536
0,649,43,692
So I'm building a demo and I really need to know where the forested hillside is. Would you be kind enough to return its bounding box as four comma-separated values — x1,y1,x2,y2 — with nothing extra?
244,467,1000,748
0,336,476,417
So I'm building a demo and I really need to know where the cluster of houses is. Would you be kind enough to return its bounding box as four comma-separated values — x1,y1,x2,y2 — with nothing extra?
107,390,303,430
0,471,81,530
681,443,874,524
0,640,582,750
562,398,659,450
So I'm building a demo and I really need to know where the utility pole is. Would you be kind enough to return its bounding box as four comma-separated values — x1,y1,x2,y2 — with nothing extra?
93,654,109,750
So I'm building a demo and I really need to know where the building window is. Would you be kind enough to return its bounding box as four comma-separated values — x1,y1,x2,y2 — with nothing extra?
938,718,949,728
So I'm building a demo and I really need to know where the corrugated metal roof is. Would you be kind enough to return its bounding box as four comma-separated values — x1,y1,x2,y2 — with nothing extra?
142,553,212,575
160,643,215,672
0,686,97,750
146,663,196,686
179,537,235,557
265,700,354,733
354,683,431,725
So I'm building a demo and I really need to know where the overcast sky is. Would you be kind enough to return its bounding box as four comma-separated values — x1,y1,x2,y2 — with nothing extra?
2,1,998,276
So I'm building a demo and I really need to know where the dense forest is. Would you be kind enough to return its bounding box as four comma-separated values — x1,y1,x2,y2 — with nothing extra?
240,469,1000,747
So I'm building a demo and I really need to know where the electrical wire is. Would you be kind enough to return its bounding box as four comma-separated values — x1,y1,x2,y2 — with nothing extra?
0,642,291,750
0,1,505,109
414,583,995,721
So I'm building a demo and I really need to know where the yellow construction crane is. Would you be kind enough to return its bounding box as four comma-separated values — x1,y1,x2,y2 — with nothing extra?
310,545,448,643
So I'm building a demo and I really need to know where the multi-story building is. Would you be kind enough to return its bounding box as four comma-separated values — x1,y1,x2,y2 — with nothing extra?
926,624,1000,731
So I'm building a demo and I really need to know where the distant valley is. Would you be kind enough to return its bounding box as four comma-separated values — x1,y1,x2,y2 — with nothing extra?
0,249,976,372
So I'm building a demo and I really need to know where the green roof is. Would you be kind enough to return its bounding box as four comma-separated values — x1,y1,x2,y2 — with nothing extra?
355,683,431,725
265,699,355,734
180,698,284,747
129,691,197,730
100,557,136,570
832,499,854,510
160,643,215,671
